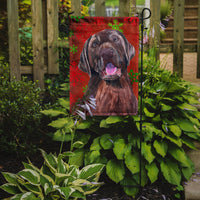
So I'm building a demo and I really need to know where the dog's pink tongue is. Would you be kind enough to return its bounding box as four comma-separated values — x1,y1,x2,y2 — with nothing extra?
106,63,117,75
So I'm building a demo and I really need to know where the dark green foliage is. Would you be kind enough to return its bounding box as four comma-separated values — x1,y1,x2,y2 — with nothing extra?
0,150,104,199
41,49,200,198
0,64,42,156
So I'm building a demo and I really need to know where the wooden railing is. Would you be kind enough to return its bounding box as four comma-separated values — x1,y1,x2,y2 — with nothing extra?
7,0,200,89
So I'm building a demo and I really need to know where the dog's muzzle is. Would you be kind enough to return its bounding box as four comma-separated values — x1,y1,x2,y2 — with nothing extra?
98,48,122,81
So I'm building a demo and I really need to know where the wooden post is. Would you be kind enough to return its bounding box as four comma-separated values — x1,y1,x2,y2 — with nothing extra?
197,0,200,78
32,0,45,89
149,0,160,61
119,0,130,17
95,0,106,16
71,0,81,16
47,0,59,74
7,0,21,80
173,0,185,77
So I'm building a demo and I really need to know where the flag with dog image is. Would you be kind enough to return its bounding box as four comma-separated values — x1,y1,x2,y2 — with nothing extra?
70,17,139,116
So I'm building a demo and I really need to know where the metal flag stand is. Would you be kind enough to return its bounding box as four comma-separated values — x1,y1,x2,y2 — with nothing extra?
139,7,151,190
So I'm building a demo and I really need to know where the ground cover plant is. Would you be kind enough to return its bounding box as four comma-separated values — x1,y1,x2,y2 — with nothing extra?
35,49,200,199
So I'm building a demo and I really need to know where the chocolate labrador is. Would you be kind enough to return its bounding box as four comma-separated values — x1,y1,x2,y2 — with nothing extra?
78,29,138,116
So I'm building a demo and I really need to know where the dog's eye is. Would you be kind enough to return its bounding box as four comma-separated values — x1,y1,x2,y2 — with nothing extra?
92,42,98,48
112,36,119,42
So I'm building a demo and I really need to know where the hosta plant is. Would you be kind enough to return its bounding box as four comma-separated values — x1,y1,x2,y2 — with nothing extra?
0,149,104,199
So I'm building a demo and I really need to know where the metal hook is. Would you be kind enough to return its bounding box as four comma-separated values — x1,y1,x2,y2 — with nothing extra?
141,8,151,21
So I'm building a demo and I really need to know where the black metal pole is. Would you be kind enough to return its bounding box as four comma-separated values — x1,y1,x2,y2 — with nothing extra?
139,8,151,188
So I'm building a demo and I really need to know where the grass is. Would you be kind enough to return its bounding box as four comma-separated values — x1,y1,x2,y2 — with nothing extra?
105,0,119,7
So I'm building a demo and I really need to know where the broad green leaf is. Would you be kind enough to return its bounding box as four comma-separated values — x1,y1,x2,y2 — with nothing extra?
73,141,84,149
145,162,159,183
125,151,140,174
113,139,130,160
23,159,40,173
184,132,200,140
53,186,75,199
41,150,57,173
105,116,123,124
57,154,66,174
99,119,109,128
58,98,70,109
182,136,196,150
106,160,125,183
0,183,20,194
177,103,197,111
90,137,101,151
62,151,75,157
59,187,75,199
86,150,101,164
79,164,104,181
18,169,40,185
160,159,181,185
175,119,199,133
167,82,185,93
168,125,182,137
10,193,23,200
144,107,155,118
40,109,66,117
182,158,195,180
142,143,155,164
49,118,74,129
20,192,37,200
40,174,53,195
168,147,190,167
2,172,18,184
160,103,172,111
100,134,113,150
76,120,92,130
69,149,85,167
153,140,168,157
165,135,182,147
23,183,41,195
53,130,71,141
121,177,139,197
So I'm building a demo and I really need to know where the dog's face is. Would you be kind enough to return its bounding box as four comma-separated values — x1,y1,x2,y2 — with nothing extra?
78,29,135,81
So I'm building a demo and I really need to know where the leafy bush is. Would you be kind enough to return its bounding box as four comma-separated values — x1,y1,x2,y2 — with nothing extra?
0,149,104,199
0,64,42,155
36,50,200,198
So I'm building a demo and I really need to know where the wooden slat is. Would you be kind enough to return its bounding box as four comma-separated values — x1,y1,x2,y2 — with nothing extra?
71,0,81,16
7,0,21,80
149,0,160,61
119,0,130,17
95,0,106,16
197,0,200,78
47,0,59,74
32,0,45,88
173,0,185,77
21,66,47,74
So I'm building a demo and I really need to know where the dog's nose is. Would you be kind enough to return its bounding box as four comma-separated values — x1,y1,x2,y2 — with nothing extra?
100,48,113,59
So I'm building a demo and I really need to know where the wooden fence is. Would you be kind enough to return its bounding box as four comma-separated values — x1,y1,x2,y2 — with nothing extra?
7,0,200,88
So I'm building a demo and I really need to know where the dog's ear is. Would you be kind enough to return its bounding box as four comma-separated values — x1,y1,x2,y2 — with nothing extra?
78,37,92,77
119,32,135,66
125,40,135,66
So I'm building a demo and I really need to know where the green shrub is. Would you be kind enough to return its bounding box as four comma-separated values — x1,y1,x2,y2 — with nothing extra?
0,64,42,155
38,49,200,198
0,149,104,199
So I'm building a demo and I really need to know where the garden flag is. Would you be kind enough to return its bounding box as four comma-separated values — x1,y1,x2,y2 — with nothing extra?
70,17,139,116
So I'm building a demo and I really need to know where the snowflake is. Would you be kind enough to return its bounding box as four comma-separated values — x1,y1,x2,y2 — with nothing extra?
70,44,78,54
108,19,124,32
71,16,84,22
